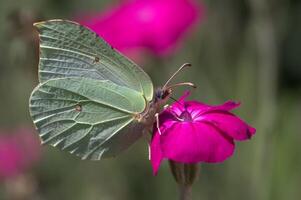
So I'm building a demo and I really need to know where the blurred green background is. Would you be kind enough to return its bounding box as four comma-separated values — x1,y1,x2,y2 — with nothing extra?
0,0,301,199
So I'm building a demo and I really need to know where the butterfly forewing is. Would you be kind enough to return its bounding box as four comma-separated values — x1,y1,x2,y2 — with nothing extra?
29,77,147,159
35,20,153,101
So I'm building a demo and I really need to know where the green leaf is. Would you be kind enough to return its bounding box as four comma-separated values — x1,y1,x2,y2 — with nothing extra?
35,20,153,101
29,77,146,159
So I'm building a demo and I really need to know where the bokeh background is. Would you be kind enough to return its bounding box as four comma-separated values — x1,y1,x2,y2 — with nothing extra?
0,0,301,199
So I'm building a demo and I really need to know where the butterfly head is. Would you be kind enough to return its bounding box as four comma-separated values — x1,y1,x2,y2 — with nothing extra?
154,63,196,104
155,88,172,102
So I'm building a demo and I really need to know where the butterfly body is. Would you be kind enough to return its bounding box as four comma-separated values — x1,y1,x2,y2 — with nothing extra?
135,88,171,128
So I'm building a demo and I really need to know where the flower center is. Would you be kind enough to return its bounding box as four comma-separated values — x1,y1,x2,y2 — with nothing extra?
179,110,193,122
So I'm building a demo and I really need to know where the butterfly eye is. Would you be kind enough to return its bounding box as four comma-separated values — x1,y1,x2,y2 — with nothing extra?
155,89,164,99
161,90,171,99
155,89,171,101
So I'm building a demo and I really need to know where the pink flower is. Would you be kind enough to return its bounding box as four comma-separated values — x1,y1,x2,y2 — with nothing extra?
79,0,204,57
0,127,41,180
150,92,256,174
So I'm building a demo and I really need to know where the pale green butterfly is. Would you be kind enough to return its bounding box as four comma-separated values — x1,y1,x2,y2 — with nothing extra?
29,20,194,160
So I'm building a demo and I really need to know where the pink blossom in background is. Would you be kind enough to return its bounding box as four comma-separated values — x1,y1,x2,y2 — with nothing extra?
150,92,256,175
79,0,205,58
0,127,41,180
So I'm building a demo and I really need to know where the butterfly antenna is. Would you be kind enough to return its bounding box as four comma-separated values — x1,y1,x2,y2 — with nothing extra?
165,82,196,91
162,63,192,90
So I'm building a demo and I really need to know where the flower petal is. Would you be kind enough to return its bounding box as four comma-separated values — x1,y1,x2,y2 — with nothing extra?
150,132,163,175
186,100,240,118
200,112,256,140
159,122,235,163
80,0,204,56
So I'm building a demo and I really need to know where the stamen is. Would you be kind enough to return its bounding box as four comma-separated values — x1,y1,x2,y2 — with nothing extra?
180,110,193,122
168,109,185,122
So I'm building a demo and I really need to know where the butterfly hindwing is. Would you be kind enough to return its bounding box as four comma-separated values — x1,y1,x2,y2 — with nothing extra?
35,20,153,101
29,77,146,159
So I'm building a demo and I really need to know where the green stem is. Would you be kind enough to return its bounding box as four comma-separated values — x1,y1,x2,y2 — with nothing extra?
179,184,192,200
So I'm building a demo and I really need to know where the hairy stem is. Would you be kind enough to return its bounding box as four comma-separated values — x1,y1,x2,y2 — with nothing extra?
179,184,192,200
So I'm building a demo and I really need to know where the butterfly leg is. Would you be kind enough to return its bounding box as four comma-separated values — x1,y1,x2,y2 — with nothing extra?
148,113,161,160
148,145,151,160
155,113,162,135
148,108,170,160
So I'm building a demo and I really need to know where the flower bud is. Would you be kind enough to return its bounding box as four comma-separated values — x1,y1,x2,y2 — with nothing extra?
168,160,199,186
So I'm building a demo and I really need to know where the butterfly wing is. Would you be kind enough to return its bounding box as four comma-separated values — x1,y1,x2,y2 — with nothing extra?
30,77,147,159
35,19,153,101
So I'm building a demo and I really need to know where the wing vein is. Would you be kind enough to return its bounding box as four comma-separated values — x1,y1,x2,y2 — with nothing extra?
82,118,133,159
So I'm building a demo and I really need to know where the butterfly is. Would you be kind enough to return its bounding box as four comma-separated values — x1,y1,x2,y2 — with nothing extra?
29,20,194,160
